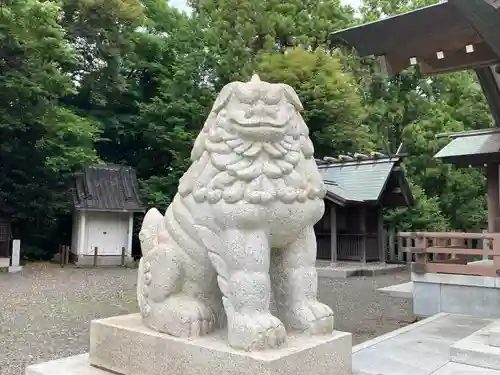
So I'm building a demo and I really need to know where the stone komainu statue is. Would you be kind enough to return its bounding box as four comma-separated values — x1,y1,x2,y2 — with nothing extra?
137,75,334,351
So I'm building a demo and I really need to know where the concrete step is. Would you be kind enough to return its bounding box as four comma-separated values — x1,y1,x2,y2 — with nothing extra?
377,282,413,298
317,262,407,279
432,363,500,374
352,313,493,375
450,321,500,370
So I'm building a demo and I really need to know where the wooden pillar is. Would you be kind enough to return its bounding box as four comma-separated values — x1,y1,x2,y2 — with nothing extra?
127,212,134,258
359,206,367,264
330,204,337,265
377,207,385,263
487,164,500,233
78,211,86,258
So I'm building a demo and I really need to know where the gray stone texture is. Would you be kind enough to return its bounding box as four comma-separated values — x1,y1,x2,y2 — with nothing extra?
489,321,500,347
136,75,334,351
413,282,441,317
352,313,495,375
26,355,106,375
89,313,352,375
377,281,413,299
317,262,407,279
450,321,500,370
0,264,410,375
412,273,500,318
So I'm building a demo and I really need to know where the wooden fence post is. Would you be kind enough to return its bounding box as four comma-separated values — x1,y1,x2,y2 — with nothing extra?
388,228,396,262
59,245,65,268
64,245,70,265
493,234,500,276
412,235,428,274
121,247,126,267
483,229,491,260
397,235,405,263
93,247,98,267
434,237,448,262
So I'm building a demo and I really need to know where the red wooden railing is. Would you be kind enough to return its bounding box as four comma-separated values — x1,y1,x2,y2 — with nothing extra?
399,231,500,277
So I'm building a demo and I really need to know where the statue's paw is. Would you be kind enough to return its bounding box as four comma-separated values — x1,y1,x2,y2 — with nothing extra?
143,295,217,337
287,301,334,335
229,312,287,351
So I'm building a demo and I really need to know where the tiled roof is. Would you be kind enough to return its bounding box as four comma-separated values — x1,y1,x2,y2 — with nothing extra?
73,164,145,212
318,156,406,204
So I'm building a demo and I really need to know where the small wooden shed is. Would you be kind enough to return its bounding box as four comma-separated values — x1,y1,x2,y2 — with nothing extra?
71,164,145,266
315,154,413,263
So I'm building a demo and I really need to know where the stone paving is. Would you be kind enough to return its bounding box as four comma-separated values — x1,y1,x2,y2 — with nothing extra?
353,313,498,375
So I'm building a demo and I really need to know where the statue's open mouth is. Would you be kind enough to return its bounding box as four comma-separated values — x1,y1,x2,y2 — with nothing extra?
230,113,290,128
232,123,286,137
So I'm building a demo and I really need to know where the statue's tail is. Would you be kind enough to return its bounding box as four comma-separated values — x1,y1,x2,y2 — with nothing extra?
139,207,165,256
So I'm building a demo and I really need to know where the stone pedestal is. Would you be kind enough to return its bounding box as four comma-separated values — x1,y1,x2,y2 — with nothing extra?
9,239,22,273
26,314,352,375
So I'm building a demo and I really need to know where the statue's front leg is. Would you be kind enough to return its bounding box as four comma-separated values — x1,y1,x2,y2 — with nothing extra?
223,228,287,351
271,226,334,334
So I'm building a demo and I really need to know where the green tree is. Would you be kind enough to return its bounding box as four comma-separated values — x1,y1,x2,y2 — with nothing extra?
385,183,450,231
360,0,440,21
354,0,491,232
189,0,356,86
257,48,374,156
0,0,100,257
61,0,216,211
402,107,488,231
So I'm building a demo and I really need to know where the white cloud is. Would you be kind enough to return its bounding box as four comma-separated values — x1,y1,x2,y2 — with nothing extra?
169,0,190,12
343,0,362,7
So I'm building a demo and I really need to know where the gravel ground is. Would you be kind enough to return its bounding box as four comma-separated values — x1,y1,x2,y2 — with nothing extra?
0,263,412,375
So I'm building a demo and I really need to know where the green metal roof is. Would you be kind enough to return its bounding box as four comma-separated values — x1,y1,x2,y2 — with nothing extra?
434,131,500,159
318,158,399,203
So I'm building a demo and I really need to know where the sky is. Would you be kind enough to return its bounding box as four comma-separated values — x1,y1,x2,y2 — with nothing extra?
169,0,363,13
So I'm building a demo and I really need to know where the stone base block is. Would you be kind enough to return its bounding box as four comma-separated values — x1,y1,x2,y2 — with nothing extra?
377,281,413,299
26,354,106,375
9,265,22,273
450,321,500,370
412,273,500,318
316,263,407,279
89,313,352,375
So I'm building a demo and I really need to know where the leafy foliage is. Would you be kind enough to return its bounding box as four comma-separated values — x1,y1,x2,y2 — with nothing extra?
257,48,374,156
0,0,494,259
188,0,356,86
0,0,100,254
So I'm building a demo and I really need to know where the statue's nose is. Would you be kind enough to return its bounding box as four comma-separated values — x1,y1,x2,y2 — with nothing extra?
252,103,276,118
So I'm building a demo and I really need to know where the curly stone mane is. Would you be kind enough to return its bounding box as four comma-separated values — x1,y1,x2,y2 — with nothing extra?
177,75,326,205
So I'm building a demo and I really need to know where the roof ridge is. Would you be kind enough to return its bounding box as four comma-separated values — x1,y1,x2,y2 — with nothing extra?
436,127,500,139
73,164,145,212
318,151,398,167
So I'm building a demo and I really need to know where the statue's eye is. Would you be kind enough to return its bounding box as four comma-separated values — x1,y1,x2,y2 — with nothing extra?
263,87,282,105
235,86,259,104
264,93,281,105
